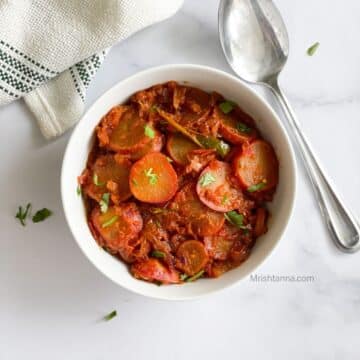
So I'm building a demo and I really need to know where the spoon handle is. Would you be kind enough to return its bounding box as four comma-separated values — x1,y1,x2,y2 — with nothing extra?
270,80,360,252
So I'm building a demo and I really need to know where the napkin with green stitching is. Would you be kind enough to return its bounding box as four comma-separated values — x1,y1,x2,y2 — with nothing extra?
0,0,183,138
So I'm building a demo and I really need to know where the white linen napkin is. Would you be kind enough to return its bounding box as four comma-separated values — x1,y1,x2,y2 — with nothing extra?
0,0,183,138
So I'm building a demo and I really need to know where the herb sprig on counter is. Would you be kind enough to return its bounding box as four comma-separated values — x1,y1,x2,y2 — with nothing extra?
307,42,320,56
103,310,117,321
32,208,52,223
15,204,53,226
15,203,31,226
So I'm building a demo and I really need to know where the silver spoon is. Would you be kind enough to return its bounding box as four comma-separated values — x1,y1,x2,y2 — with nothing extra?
219,0,360,252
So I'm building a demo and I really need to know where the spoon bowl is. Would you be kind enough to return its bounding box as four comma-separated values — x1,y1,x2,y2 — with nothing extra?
219,0,288,84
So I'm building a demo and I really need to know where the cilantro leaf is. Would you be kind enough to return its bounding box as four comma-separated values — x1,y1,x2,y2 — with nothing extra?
247,182,266,192
307,42,320,56
199,173,216,187
144,168,158,185
185,270,205,282
102,215,118,228
99,193,110,213
15,203,31,226
219,100,236,114
104,310,117,321
150,250,166,259
236,122,251,134
93,173,105,186
32,208,52,223
224,211,247,229
144,124,155,139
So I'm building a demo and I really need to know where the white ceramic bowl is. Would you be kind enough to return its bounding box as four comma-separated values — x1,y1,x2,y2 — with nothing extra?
61,64,296,300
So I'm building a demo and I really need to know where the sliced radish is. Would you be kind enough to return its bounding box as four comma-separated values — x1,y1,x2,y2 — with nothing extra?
233,140,279,192
130,130,164,161
170,183,225,236
254,207,268,237
215,105,257,145
90,203,143,254
196,160,246,212
97,106,152,153
129,152,178,203
184,86,211,114
131,259,180,284
176,240,209,276
204,224,240,261
166,133,199,165
84,154,131,203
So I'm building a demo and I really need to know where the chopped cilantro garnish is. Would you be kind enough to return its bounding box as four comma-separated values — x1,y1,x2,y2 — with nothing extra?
219,100,236,114
104,310,117,321
144,124,155,139
224,211,247,229
199,173,216,187
102,215,118,228
151,250,166,259
32,208,52,223
77,184,82,196
307,42,320,56
144,168,158,185
15,203,31,226
99,193,110,213
236,122,251,134
247,181,266,192
186,270,205,282
93,173,105,186
221,194,229,205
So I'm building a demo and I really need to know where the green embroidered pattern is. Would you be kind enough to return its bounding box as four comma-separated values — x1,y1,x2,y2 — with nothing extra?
0,39,105,102
0,40,57,75
70,51,106,101
0,68,33,93
0,40,58,98
0,49,50,84
0,84,18,98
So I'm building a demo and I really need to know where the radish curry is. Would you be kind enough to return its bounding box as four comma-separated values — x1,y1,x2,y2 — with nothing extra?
78,81,279,285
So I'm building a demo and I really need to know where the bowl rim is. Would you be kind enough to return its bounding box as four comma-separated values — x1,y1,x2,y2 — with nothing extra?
61,63,297,301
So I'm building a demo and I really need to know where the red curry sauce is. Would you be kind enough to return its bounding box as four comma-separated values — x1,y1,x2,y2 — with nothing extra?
78,81,279,285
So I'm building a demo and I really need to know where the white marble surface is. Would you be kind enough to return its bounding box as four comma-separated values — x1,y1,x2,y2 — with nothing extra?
1,1,360,359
